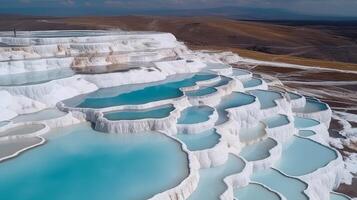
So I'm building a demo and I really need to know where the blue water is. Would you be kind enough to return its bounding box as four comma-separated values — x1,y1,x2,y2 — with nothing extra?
13,108,67,123
240,138,277,161
0,68,75,86
250,90,283,109
104,104,174,120
275,136,337,176
77,74,217,108
294,116,320,128
186,87,217,97
209,76,231,88
288,92,302,100
234,183,280,200
303,99,329,112
0,124,189,200
176,129,220,151
177,106,214,124
252,168,308,200
216,92,256,125
330,192,351,200
232,68,251,76
188,154,246,200
243,78,263,88
298,130,316,137
263,114,290,128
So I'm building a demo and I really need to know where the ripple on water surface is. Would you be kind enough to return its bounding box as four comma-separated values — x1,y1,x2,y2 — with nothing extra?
0,124,189,200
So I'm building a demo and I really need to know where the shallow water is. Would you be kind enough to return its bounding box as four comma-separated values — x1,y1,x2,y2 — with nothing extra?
243,78,262,88
0,124,189,200
13,108,67,123
188,154,245,200
298,130,316,137
250,90,283,109
252,168,308,200
216,92,256,125
239,123,266,143
77,74,217,108
234,183,280,200
294,116,320,129
240,138,277,161
275,136,337,176
186,87,217,97
0,124,45,137
176,129,220,151
104,104,174,120
177,105,214,124
0,68,75,86
330,192,351,200
301,99,329,113
263,114,290,128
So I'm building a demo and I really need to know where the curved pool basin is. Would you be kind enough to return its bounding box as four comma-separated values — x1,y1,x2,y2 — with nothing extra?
276,136,337,176
176,129,220,151
177,106,215,124
0,124,189,200
242,78,262,88
250,90,283,109
104,104,175,121
232,68,251,76
77,73,217,108
215,92,256,125
298,130,316,137
13,108,67,123
288,92,302,100
216,92,256,125
186,87,217,97
188,154,245,200
294,116,320,129
299,99,329,113
330,192,351,200
252,168,308,200
0,137,44,161
263,114,290,129
0,68,75,86
209,76,231,88
240,138,277,161
0,124,45,137
234,183,281,200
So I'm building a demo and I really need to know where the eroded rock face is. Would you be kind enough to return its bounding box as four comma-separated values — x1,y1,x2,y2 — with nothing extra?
0,30,352,200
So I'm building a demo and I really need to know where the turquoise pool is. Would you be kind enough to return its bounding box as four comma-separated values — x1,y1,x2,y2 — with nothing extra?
232,68,251,76
177,106,214,124
0,68,75,86
234,183,280,200
330,192,351,200
263,114,290,128
104,104,175,121
250,90,283,109
0,124,189,200
77,74,217,108
301,99,329,113
294,116,320,129
186,87,217,97
288,92,302,100
240,138,277,161
216,92,256,125
275,136,337,176
242,78,262,88
209,76,231,88
188,154,245,200
298,130,316,137
176,129,220,151
252,168,308,200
